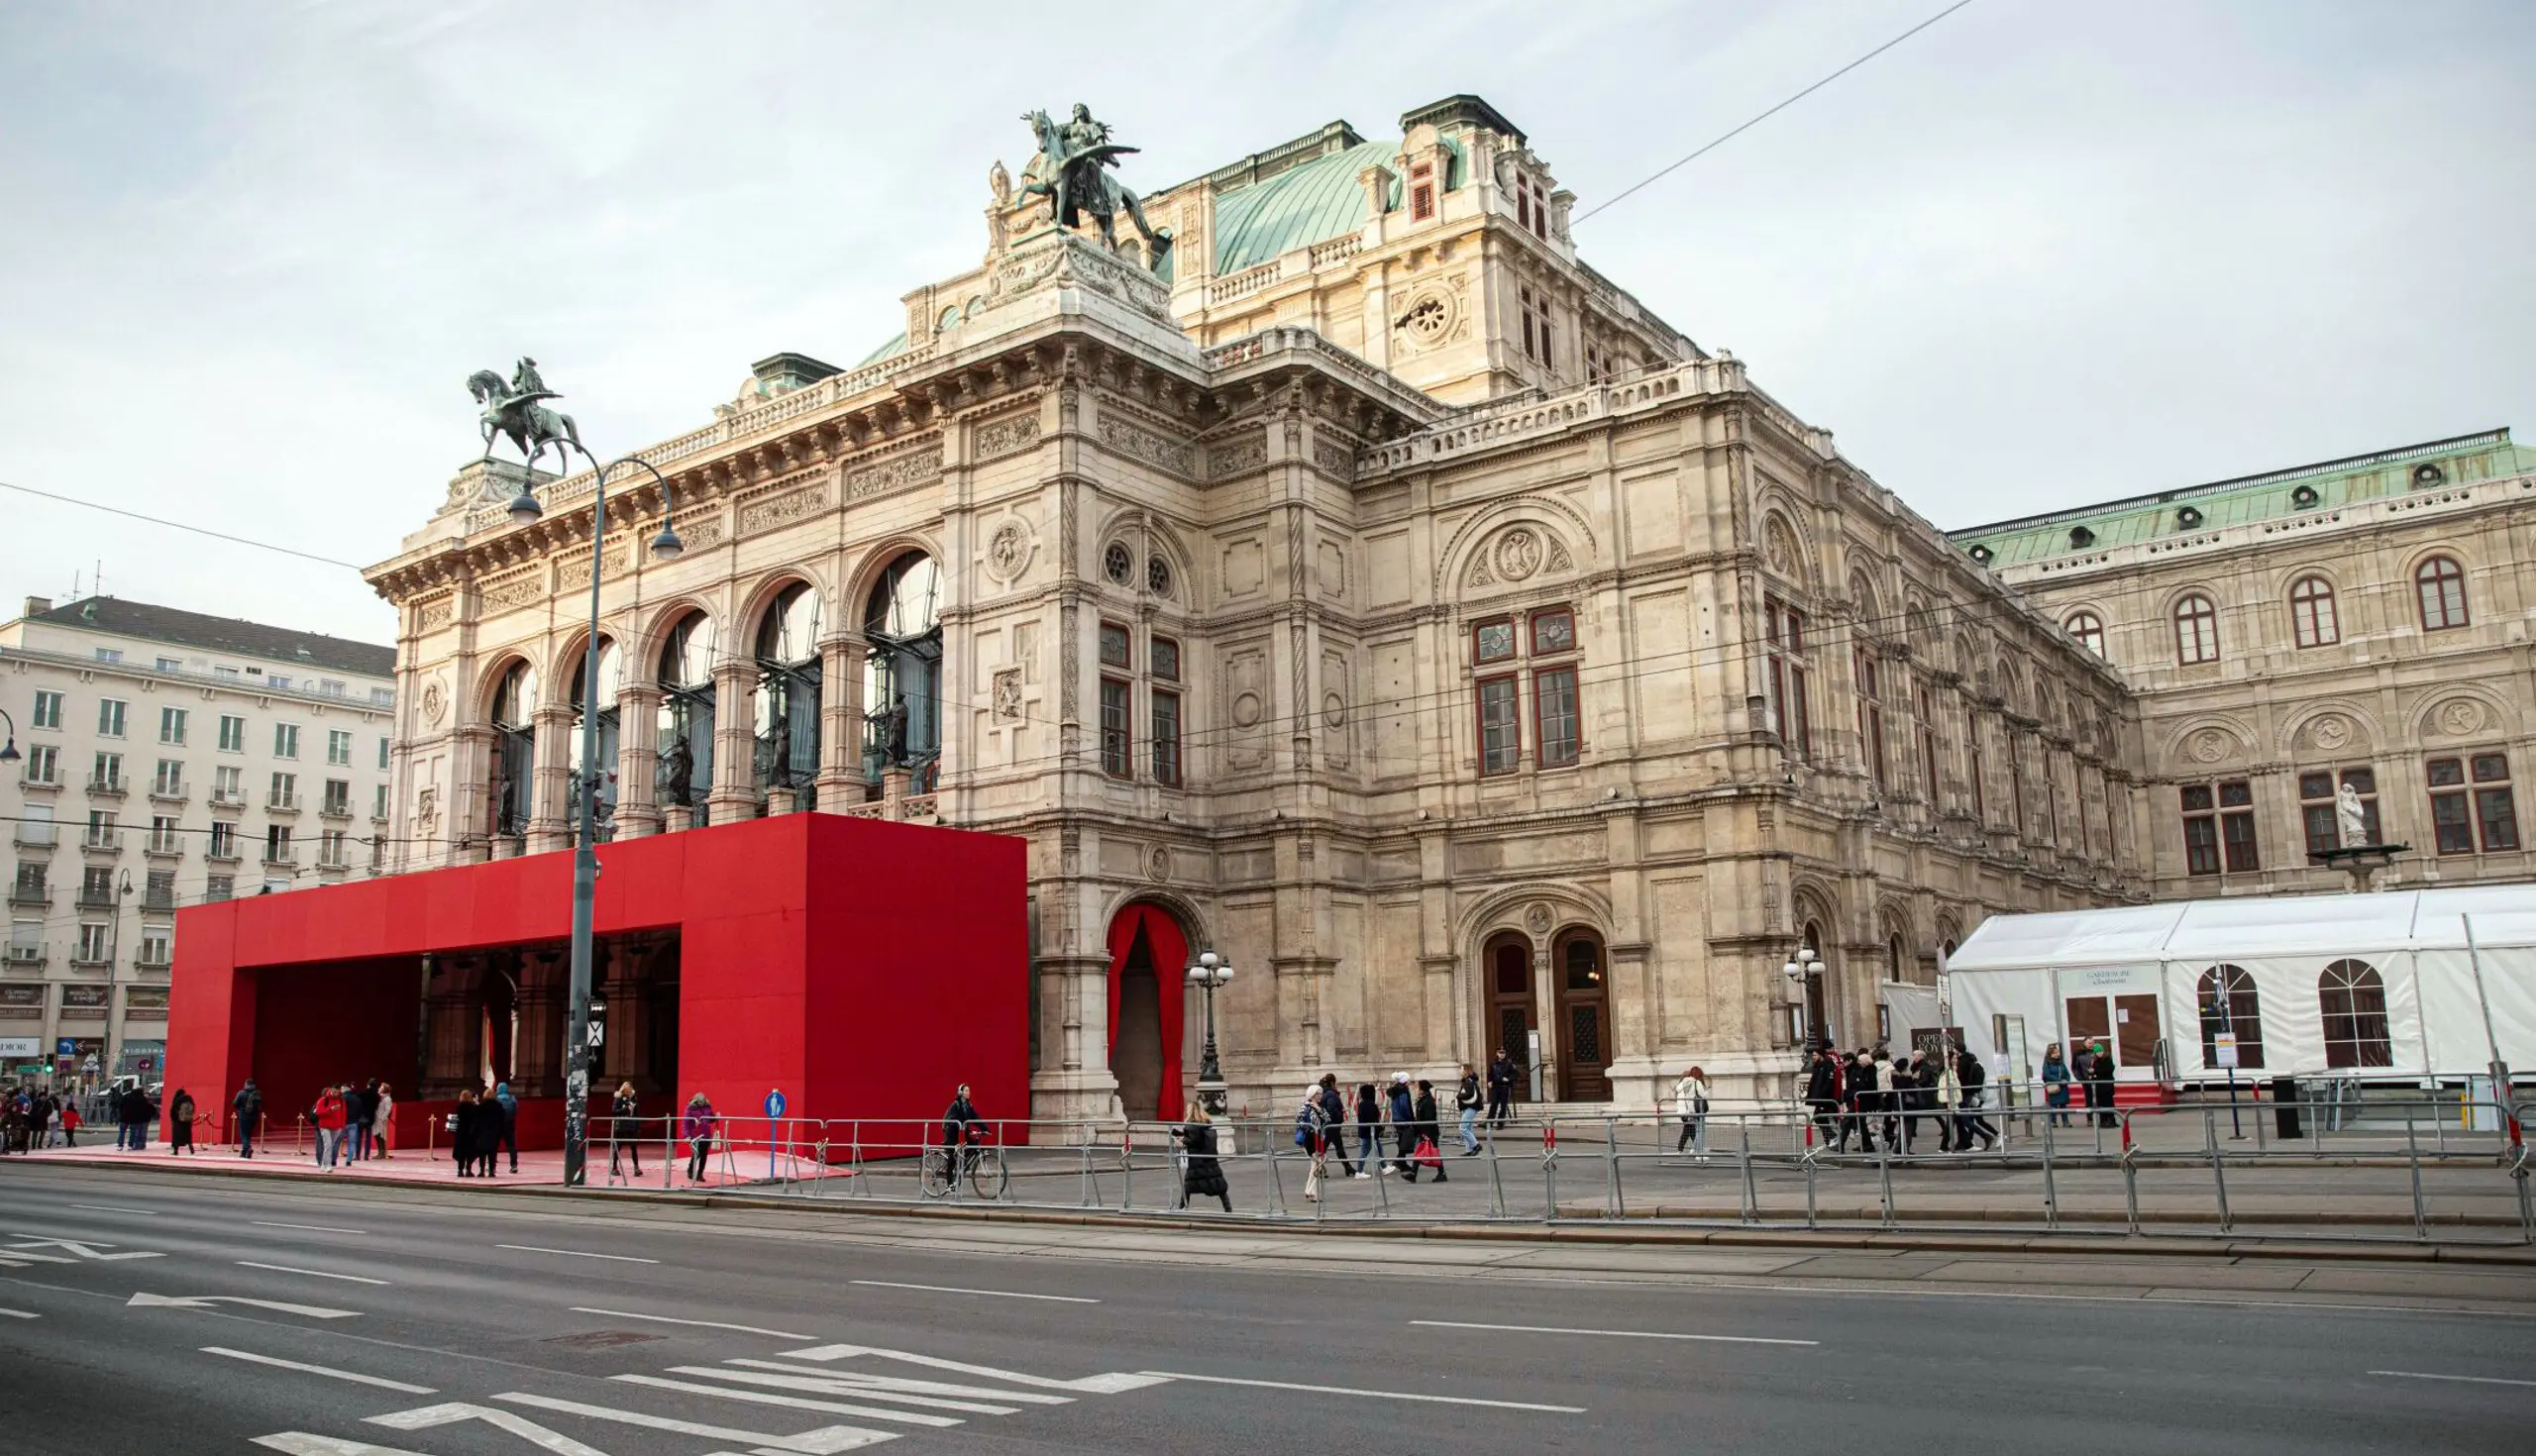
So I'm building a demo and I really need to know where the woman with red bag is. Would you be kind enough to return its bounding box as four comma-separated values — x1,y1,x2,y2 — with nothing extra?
1413,1079,1448,1183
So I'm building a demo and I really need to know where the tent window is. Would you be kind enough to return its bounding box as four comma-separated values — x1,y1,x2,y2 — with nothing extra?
2196,965,2266,1070
2318,959,2392,1070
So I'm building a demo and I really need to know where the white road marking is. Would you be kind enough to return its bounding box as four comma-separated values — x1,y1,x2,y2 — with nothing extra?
570,1305,807,1337
616,1373,964,1426
1139,1371,1583,1412
0,1308,36,1319
6,1237,160,1261
848,1279,1097,1304
498,1244,659,1264
1413,1318,1818,1346
255,1434,436,1455
239,1261,391,1286
128,1291,359,1319
2371,1369,2536,1389
489,1392,896,1453
370,1403,612,1455
204,1346,435,1393
727,1360,1066,1407
782,1343,1164,1394
252,1221,368,1234
67,1202,158,1214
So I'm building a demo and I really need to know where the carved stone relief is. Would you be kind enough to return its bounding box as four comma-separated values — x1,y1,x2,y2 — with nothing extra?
993,669,1024,721
739,482,828,535
1207,435,1266,478
973,411,1041,463
1096,412,1193,475
420,678,448,727
2433,696,2486,738
985,518,1036,584
845,444,943,501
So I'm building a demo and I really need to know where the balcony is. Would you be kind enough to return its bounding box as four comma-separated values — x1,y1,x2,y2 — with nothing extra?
86,778,128,803
265,794,301,817
7,885,50,908
145,834,184,859
148,785,188,806
75,889,118,911
204,843,242,865
319,801,354,822
20,773,60,794
12,827,57,850
208,790,247,811
80,832,124,855
65,956,109,973
261,853,299,871
141,891,176,913
132,956,171,975
5,946,46,969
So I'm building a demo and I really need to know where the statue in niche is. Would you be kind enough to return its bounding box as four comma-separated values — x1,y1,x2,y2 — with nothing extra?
768,710,793,789
887,693,910,766
663,736,692,806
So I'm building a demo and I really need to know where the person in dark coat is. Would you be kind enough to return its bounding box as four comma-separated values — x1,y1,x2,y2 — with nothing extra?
1804,1048,1842,1146
1413,1079,1448,1183
1384,1074,1417,1180
1486,1050,1518,1127
452,1090,480,1177
1174,1103,1230,1212
232,1080,262,1158
476,1085,509,1177
1314,1075,1355,1178
1352,1083,1380,1180
168,1089,196,1155
2089,1039,2120,1128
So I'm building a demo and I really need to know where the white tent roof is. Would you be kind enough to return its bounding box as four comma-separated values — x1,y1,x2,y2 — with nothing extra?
1949,884,2536,972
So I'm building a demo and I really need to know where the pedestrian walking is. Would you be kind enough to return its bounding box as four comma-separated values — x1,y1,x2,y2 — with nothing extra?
1486,1049,1517,1127
1804,1047,1841,1147
453,1090,480,1177
371,1083,395,1159
2089,1038,2119,1128
1671,1066,1710,1157
682,1092,718,1186
608,1082,644,1179
1413,1079,1447,1183
1889,1052,1924,1154
1297,1081,1330,1202
344,1080,371,1163
1316,1074,1356,1179
1840,1050,1879,1154
0,1097,21,1156
168,1089,196,1155
311,1084,348,1169
493,1081,521,1173
1957,1049,1999,1151
1351,1082,1379,1180
232,1080,261,1158
1174,1102,1231,1212
1385,1073,1417,1180
2041,1043,2073,1128
1933,1051,1961,1152
1454,1064,1482,1155
1873,1045,1900,1151
60,1094,81,1148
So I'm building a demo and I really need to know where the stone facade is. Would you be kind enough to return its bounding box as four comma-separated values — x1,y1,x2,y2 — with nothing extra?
366,97,2137,1119
1953,430,2536,902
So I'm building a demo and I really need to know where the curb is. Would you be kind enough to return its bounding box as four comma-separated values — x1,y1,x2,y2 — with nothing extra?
20,1156,2536,1267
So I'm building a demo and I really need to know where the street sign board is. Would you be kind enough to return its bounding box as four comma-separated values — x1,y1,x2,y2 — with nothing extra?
764,1089,787,1118
0,1037,39,1059
2213,1032,2240,1069
55,1039,77,1056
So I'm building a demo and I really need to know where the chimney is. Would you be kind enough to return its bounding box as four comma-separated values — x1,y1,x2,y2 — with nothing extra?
22,596,51,617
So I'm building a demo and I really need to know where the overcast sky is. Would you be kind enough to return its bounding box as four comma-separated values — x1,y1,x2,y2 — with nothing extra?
3,1,2528,644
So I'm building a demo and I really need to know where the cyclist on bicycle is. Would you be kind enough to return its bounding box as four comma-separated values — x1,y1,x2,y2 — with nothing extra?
941,1084,983,1183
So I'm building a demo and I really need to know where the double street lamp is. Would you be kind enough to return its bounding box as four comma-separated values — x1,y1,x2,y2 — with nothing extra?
1782,943,1823,1051
502,443,682,1188
1185,951,1234,1115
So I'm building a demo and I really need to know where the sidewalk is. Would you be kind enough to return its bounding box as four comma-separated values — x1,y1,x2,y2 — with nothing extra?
13,1139,843,1192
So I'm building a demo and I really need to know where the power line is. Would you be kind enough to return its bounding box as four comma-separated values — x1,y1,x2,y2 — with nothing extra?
1574,0,1980,226
0,479,366,572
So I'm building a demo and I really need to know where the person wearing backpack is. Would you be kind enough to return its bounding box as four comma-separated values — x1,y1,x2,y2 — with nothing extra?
1297,1084,1329,1202
1316,1075,1355,1179
232,1080,262,1158
1385,1074,1417,1181
1453,1064,1483,1155
1351,1083,1380,1180
1956,1047,1998,1152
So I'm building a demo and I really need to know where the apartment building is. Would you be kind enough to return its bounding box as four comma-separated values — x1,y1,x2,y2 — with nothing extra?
0,595,395,1085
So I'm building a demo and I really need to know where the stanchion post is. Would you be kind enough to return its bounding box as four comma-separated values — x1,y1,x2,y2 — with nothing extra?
2204,1106,2231,1233
2406,1111,2426,1240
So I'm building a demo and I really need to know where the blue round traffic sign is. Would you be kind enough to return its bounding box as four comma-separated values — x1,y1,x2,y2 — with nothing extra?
764,1089,787,1118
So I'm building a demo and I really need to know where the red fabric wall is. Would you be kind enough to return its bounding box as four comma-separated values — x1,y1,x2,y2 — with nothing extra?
1105,902,1187,1121
166,814,1028,1154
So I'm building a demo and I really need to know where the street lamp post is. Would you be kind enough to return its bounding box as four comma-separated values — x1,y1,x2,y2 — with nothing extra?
1781,944,1823,1051
1185,951,1234,1116
500,432,684,1189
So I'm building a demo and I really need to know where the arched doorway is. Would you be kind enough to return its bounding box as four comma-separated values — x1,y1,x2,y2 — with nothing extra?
755,582,823,809
1484,931,1535,1102
486,661,537,841
1105,902,1188,1121
1553,927,1611,1101
656,612,716,825
864,552,943,791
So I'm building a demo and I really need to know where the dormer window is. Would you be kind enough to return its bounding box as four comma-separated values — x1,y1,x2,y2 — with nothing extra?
2175,505,2204,529
1410,160,1435,222
2290,483,2320,508
1967,544,1994,566
2068,526,2096,549
1519,286,1554,367
1513,171,1549,239
2411,462,2446,487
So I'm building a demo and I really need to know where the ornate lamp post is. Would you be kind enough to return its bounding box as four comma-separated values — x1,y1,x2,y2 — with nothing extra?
1185,950,1234,1115
0,708,22,765
1782,943,1823,1051
478,358,683,1187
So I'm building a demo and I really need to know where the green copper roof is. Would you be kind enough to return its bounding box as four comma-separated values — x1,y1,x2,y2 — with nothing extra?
1950,429,2534,570
1212,139,1402,275
856,331,908,366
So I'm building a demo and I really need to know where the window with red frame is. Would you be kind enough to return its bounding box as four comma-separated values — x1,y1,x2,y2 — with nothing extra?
1410,161,1434,222
1854,648,1886,788
2416,556,2469,631
2289,575,2339,648
1764,596,1811,759
2173,592,2219,666
2429,754,2517,854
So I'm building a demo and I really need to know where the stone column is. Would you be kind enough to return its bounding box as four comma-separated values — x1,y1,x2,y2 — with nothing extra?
1532,940,1558,1102
813,631,866,810
510,950,568,1099
707,660,760,823
526,704,576,854
449,725,496,866
615,684,663,839
419,958,482,1100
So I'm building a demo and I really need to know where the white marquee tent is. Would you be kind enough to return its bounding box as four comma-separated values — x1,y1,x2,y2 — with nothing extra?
1944,885,2536,1086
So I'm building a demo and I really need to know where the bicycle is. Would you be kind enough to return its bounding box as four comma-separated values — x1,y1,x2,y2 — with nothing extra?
921,1125,1008,1199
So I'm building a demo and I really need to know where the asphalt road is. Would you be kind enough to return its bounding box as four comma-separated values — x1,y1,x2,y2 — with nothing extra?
1,1166,2530,1454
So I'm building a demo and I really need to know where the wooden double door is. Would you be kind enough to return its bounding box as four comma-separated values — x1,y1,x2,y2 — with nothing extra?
1485,929,1612,1104
2065,992,2160,1073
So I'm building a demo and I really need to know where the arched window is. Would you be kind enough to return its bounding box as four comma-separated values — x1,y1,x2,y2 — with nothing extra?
2318,959,2392,1069
566,639,623,839
2288,575,2339,648
864,552,944,788
655,613,716,823
2064,611,2105,659
2172,594,2219,666
754,583,823,806
2415,556,2469,631
486,661,537,839
1886,932,1908,984
2196,965,2266,1070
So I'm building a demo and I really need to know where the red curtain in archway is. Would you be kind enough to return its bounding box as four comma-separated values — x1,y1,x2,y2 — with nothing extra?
1105,902,1187,1119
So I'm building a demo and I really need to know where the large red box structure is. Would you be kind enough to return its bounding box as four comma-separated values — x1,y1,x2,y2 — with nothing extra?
165,813,1027,1152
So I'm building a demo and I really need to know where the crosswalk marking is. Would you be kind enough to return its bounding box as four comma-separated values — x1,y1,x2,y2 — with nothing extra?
490,1392,896,1453
368,1403,612,1455
779,1343,1169,1395
722,1360,1058,1408
614,1373,964,1427
255,1435,436,1455
203,1346,435,1394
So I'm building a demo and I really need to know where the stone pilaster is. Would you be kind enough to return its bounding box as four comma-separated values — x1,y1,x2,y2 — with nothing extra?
707,660,760,823
527,704,576,854
614,684,663,838
814,630,867,810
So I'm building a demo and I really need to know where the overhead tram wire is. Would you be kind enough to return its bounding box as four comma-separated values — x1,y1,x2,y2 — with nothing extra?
0,479,367,572
1572,0,1981,227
